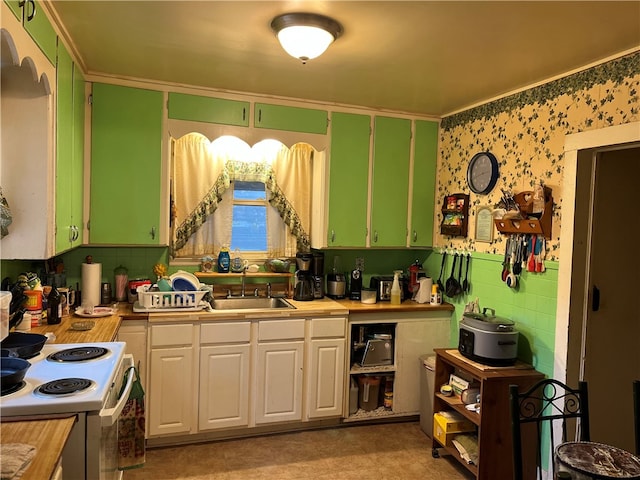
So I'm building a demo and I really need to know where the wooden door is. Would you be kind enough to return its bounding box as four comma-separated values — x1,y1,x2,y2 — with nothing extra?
584,147,640,451
255,341,304,424
307,338,344,419
198,344,250,430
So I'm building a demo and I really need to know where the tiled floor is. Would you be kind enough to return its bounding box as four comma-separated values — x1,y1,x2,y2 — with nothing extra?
124,422,475,480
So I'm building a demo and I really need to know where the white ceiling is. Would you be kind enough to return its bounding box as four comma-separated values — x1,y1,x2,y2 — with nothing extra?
49,1,640,117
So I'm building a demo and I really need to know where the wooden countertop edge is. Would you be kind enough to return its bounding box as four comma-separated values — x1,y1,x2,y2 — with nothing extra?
0,415,76,480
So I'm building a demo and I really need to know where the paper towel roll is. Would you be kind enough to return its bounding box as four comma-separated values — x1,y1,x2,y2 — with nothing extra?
82,263,102,307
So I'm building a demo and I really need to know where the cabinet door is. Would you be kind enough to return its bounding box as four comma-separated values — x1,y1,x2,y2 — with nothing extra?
255,341,304,424
199,344,250,430
254,103,328,134
393,317,449,414
90,83,163,244
326,112,370,247
21,0,56,64
148,346,193,436
168,92,249,127
409,120,438,247
117,320,147,388
55,40,73,253
370,116,411,246
71,63,85,247
307,338,345,419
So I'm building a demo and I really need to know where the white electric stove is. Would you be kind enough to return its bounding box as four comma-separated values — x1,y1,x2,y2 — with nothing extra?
1,341,134,480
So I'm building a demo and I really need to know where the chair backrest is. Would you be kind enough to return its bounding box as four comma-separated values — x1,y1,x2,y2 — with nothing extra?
634,380,640,456
509,379,590,480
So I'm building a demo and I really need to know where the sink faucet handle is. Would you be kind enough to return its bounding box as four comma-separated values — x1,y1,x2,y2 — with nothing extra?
254,288,259,297
267,282,272,298
226,289,232,298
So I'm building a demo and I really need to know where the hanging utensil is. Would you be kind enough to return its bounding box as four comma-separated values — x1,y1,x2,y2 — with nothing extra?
513,236,523,275
501,237,511,281
455,252,464,296
445,253,460,297
463,254,471,293
437,251,447,292
528,234,537,272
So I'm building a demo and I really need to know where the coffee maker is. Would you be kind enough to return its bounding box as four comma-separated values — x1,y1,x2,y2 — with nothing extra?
294,252,314,301
311,251,325,299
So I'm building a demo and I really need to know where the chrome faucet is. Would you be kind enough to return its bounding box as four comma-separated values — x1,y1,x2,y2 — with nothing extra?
267,282,272,298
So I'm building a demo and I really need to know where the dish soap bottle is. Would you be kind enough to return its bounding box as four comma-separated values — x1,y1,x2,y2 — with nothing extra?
390,270,402,305
217,246,230,273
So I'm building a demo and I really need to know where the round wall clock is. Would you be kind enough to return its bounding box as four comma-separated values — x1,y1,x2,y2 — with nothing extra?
467,151,499,194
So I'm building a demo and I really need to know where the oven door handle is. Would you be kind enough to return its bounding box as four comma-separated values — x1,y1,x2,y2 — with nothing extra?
100,354,135,427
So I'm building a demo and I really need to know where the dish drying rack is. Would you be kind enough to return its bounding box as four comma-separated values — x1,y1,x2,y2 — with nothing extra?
136,285,208,309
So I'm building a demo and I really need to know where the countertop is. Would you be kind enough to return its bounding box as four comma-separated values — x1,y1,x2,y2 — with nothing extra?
336,299,454,314
0,415,76,480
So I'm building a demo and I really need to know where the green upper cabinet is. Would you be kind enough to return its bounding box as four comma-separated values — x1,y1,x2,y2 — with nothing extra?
326,112,371,247
5,0,57,64
254,103,328,134
370,116,412,247
409,120,438,247
168,92,249,127
55,40,74,253
71,63,85,247
90,83,163,245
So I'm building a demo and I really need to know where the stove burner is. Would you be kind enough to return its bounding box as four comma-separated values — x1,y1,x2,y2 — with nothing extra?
35,378,95,396
47,346,109,363
1,381,26,396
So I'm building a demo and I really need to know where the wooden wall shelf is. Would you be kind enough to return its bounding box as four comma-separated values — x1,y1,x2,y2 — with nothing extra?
494,187,553,239
440,193,469,237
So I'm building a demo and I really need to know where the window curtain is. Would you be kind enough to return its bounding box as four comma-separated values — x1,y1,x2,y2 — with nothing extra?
171,133,316,258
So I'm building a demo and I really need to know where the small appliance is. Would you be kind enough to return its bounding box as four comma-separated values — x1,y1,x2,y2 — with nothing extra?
458,307,518,366
326,256,346,299
294,252,314,301
370,276,393,301
311,251,325,299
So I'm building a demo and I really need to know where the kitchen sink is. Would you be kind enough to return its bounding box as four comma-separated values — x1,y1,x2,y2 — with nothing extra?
211,297,295,310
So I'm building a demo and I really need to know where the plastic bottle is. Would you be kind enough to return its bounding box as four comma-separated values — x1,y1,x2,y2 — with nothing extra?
430,284,442,306
47,285,62,325
217,246,230,273
390,270,402,305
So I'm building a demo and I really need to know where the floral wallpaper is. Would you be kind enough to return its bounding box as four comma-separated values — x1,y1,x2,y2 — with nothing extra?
436,51,639,261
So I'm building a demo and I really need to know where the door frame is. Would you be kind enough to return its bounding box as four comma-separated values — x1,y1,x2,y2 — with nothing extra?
557,122,640,386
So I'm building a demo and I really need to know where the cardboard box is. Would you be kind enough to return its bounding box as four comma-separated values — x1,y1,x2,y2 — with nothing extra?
449,373,471,395
433,411,475,447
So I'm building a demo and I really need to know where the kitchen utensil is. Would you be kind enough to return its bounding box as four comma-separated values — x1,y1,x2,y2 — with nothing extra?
455,253,464,295
506,241,518,288
528,234,537,272
458,307,518,366
502,237,511,281
437,252,447,292
170,271,200,291
463,254,471,293
1,356,31,389
445,254,460,297
512,237,523,275
0,332,47,359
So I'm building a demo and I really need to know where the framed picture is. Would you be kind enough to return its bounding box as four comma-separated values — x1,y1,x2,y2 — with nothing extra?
475,206,494,243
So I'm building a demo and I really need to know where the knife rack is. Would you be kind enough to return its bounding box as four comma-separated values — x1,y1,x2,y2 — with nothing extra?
494,187,553,239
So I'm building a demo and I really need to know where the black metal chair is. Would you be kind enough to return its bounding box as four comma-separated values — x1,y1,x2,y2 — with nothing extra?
509,379,590,480
634,380,640,456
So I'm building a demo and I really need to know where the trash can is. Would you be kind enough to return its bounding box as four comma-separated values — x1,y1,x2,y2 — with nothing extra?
419,354,436,437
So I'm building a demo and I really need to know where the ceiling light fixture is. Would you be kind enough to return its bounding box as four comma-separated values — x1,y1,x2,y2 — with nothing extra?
271,13,343,64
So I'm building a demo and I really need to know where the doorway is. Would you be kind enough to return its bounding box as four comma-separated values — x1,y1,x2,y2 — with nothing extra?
559,123,640,452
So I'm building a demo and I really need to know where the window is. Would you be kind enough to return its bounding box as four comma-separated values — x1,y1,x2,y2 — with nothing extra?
230,181,267,252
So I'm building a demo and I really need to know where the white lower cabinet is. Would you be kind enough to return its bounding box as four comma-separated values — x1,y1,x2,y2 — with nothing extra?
148,323,195,437
306,317,346,419
199,322,251,431
255,341,304,424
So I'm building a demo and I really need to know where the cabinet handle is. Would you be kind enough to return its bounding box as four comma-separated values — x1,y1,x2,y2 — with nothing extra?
242,107,246,121
258,109,262,123
373,231,378,243
74,226,79,241
330,230,335,243
413,230,417,242
592,285,600,312
150,227,156,240
25,0,36,21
